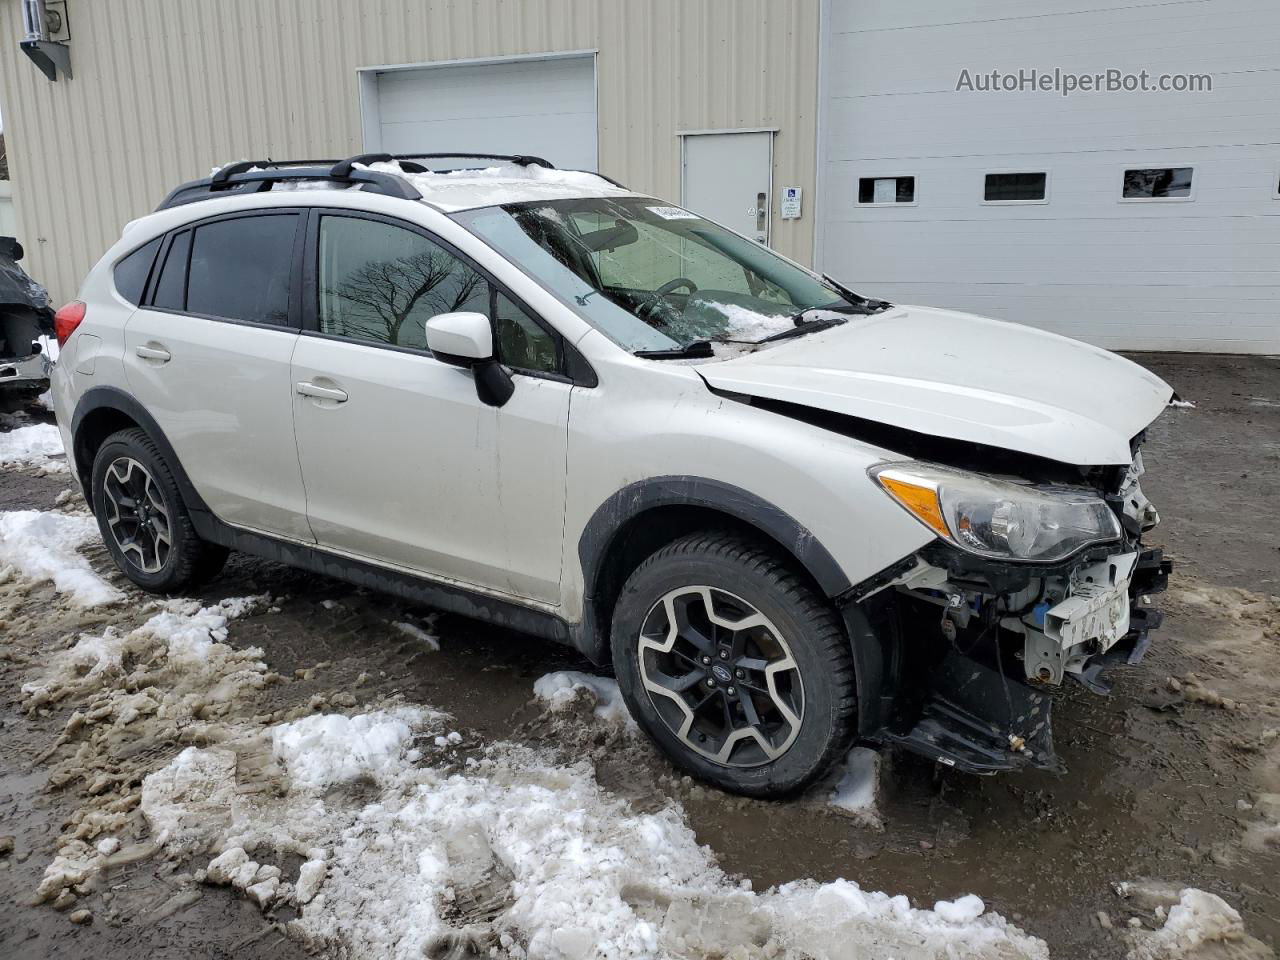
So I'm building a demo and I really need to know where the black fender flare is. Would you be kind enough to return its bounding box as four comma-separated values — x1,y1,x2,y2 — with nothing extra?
70,385,211,515
574,476,887,734
578,476,851,601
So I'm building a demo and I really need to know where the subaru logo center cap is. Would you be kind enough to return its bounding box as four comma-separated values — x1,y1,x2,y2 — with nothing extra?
711,664,733,684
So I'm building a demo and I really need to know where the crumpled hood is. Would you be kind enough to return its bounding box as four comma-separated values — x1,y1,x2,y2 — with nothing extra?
696,305,1173,466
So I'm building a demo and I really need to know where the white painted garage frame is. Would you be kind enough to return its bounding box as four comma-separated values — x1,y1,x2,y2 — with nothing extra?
356,50,599,171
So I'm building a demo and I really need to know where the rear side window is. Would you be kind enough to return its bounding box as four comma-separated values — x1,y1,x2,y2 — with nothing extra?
186,215,298,325
113,237,161,305
152,230,191,311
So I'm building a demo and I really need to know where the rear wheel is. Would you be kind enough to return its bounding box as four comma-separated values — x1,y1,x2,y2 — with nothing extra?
611,532,857,797
90,428,228,592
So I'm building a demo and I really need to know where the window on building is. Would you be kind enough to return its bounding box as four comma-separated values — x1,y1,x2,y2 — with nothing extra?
1122,167,1194,199
151,230,192,311
858,176,915,204
113,237,162,305
984,172,1048,202
185,215,298,325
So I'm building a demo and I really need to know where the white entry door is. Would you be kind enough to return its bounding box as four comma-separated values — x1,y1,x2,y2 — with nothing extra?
682,131,773,245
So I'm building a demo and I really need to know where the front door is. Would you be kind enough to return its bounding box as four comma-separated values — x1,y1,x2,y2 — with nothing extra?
122,211,312,541
682,131,774,245
289,211,571,603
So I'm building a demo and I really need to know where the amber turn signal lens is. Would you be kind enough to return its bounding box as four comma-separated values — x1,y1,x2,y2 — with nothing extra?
876,473,951,539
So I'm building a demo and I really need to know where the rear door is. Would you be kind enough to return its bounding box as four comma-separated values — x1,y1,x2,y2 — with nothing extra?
289,210,571,602
122,211,312,541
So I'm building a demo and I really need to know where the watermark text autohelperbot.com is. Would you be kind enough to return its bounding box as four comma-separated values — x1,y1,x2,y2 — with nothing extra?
956,68,1212,96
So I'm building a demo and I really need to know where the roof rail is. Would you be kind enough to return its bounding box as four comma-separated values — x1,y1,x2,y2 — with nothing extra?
331,152,555,178
209,159,341,185
156,162,423,211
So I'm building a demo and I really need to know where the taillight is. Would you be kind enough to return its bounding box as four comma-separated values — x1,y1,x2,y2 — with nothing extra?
54,301,86,347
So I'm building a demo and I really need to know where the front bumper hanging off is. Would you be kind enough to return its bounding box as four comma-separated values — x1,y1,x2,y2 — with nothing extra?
867,546,1172,776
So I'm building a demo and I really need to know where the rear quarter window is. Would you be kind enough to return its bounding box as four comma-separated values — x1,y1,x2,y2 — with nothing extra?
113,237,162,305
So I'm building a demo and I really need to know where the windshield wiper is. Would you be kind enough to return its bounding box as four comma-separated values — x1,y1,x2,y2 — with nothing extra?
634,339,715,360
822,274,893,313
757,316,848,344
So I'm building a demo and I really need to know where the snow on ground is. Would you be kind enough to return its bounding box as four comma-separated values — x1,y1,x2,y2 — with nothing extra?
143,704,1048,960
1122,887,1263,959
533,670,633,727
392,618,441,652
829,746,883,828
0,422,69,472
0,509,121,606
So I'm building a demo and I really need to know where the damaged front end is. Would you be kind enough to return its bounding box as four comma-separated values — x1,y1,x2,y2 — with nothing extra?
853,445,1172,775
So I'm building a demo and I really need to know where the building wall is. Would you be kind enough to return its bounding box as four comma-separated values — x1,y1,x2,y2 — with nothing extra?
816,0,1280,353
0,0,821,303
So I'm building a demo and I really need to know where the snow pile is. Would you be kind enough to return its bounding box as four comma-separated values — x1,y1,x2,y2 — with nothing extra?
533,670,634,727
271,707,440,790
26,595,271,905
141,705,1046,960
1125,889,1254,959
829,746,883,828
1167,398,1196,409
22,595,268,712
0,422,69,472
0,509,121,606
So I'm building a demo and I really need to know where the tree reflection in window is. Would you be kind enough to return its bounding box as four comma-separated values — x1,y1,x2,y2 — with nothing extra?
318,216,487,350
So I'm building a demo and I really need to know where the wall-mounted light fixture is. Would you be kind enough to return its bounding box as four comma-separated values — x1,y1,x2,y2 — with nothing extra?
20,0,72,81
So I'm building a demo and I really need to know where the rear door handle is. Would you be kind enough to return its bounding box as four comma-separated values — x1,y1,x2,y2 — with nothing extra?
295,381,348,403
135,344,171,362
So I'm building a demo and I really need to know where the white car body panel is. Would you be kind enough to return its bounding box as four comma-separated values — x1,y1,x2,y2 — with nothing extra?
696,305,1173,467
290,333,571,603
122,306,312,541
560,330,937,608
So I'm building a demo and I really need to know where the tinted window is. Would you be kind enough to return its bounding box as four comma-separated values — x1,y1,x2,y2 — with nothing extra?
187,215,298,324
858,176,915,203
114,237,161,305
493,291,558,374
1123,167,1193,199
984,172,1047,202
152,231,191,311
318,216,488,351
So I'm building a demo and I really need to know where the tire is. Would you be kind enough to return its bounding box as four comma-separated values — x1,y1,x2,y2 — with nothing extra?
90,428,229,592
611,531,857,797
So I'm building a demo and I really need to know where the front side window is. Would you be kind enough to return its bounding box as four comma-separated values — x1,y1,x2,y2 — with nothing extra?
455,198,866,354
317,215,559,374
185,215,298,324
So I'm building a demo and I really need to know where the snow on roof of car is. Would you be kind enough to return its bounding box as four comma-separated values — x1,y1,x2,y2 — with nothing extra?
364,160,637,212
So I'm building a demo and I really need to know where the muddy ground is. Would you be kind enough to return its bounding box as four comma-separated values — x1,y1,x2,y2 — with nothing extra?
2,351,1278,959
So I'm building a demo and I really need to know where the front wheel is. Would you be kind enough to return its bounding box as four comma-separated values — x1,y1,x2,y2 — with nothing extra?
611,532,857,797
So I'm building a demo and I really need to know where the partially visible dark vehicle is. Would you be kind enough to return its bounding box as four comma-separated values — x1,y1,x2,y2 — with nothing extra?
0,236,55,410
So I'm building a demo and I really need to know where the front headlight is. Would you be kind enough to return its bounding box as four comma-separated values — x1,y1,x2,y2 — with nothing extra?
869,462,1122,563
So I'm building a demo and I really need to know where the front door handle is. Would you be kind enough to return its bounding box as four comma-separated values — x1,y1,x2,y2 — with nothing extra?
135,344,171,362
295,381,348,403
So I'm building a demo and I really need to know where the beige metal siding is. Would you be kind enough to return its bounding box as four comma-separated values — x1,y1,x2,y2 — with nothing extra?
0,0,820,303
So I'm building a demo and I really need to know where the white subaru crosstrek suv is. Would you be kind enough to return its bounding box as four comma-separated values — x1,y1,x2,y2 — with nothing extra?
49,153,1174,796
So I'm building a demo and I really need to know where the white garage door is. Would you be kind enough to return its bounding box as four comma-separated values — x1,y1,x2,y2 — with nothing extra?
817,0,1280,353
365,54,597,171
